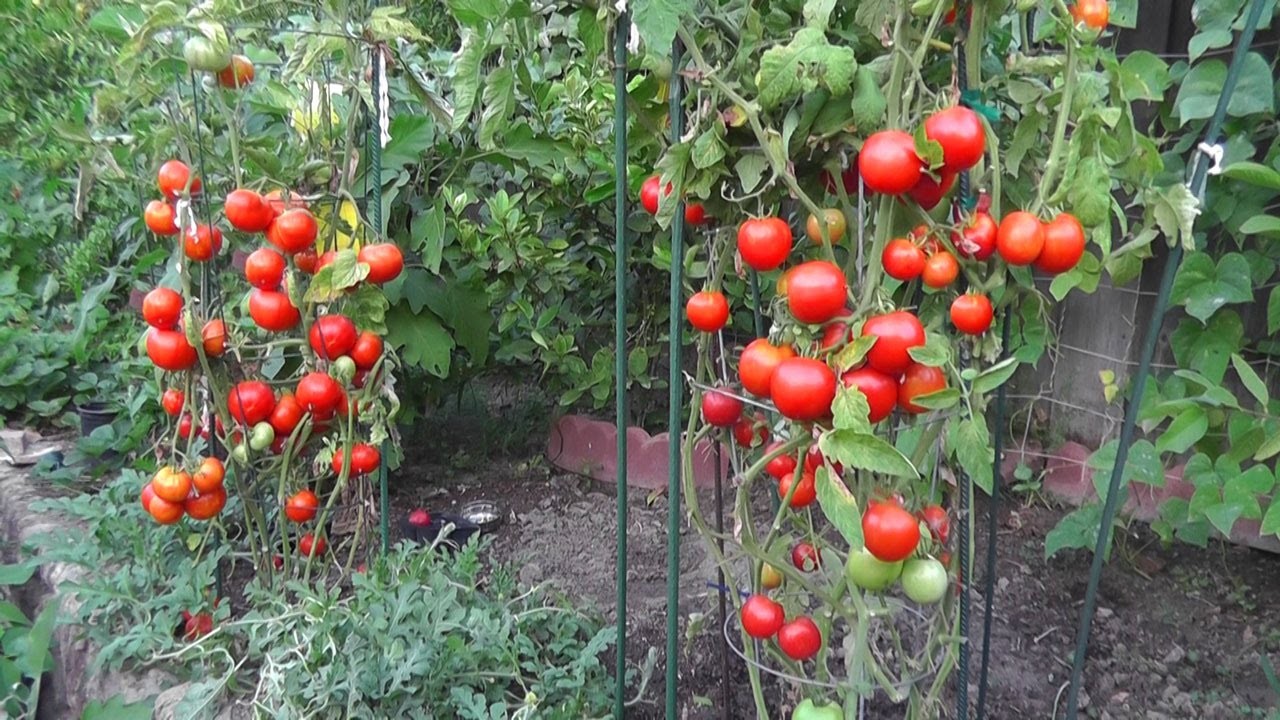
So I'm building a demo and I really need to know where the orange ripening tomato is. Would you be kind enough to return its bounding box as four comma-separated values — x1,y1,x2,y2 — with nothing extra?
201,318,227,357
144,200,179,235
217,55,255,88
1071,0,1109,29
192,457,226,494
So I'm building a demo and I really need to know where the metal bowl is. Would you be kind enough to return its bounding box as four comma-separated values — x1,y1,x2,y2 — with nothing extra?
460,500,503,532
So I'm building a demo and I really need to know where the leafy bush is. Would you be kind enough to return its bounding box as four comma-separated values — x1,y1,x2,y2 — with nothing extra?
34,472,615,718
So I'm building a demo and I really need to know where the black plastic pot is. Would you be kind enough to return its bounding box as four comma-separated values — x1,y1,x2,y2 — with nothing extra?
400,512,481,551
76,401,118,438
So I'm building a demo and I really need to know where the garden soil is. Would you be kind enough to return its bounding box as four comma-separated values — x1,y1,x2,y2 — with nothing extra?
393,449,1280,720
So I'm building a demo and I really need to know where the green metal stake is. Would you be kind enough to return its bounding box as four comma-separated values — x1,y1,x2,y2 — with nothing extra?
1063,2,1266,714
975,311,1011,720
370,43,390,557
612,12,631,719
664,36,685,720
749,270,764,339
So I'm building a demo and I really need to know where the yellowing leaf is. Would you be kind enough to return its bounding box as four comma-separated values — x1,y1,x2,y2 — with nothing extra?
317,200,363,250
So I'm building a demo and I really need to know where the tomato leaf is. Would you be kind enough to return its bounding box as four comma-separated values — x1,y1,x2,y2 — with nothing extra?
385,305,453,378
907,333,950,367
802,0,838,28
909,387,960,410
971,356,1020,396
445,0,505,27
632,0,692,56
830,385,872,432
477,67,515,151
305,250,369,303
734,153,770,194
756,28,856,110
814,465,862,549
1117,51,1171,101
946,416,992,493
819,430,918,479
850,66,886,131
833,335,876,371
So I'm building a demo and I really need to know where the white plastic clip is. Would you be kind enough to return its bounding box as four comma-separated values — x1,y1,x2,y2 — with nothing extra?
1196,142,1224,175
377,50,390,149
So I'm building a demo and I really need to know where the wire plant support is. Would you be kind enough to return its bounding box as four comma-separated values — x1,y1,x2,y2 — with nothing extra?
1062,0,1270,716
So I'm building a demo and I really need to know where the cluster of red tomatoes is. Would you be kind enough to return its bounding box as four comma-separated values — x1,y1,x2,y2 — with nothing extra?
847,497,950,604
858,106,986,208
640,176,708,226
740,593,823,662
141,457,226,525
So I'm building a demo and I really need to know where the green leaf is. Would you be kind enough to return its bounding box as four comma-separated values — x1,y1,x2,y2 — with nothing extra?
803,0,838,27
22,601,56,678
833,335,877,371
1068,157,1112,228
734,153,769,194
814,466,863,549
946,416,993,493
1169,252,1253,322
1145,183,1202,250
1239,215,1280,238
1154,406,1208,455
831,385,873,432
971,356,1020,396
421,280,492,365
385,305,453,378
446,0,505,27
368,6,429,42
633,0,692,54
819,430,919,478
907,333,950,367
1118,51,1171,102
82,695,155,720
850,66,886,130
756,28,856,110
691,123,727,170
0,562,36,586
1223,465,1273,519
1045,503,1104,559
1269,286,1280,335
477,67,515,150
910,387,961,410
1253,432,1280,462
1204,502,1243,537
450,31,488,131
305,250,369,302
1261,498,1280,535
1174,54,1276,125
1170,311,1243,383
1231,354,1269,407
1221,161,1280,191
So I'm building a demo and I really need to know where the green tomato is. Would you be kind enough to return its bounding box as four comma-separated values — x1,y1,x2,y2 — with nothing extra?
845,548,903,591
183,36,231,73
1015,0,1037,10
900,558,948,604
550,172,567,187
793,699,842,720
230,444,249,465
910,0,941,17
249,422,275,451
330,356,357,385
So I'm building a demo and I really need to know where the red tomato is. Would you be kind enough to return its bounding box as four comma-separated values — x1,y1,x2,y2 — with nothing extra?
296,372,345,417
898,363,947,414
818,322,851,350
791,542,820,571
228,381,276,425
950,294,994,335
140,482,157,512
146,328,198,371
185,488,227,520
268,209,318,254
157,160,200,198
224,189,273,232
249,289,300,332
1035,213,1086,274
1071,0,1109,28
201,318,227,357
639,175,669,215
350,332,383,370
841,367,897,423
177,413,197,440
765,441,798,479
264,189,308,215
217,54,255,88
161,388,185,416
732,413,767,448
270,395,304,436
316,250,338,273
777,617,822,660
298,532,326,557
736,217,793,271
684,202,707,226
921,252,959,289
778,471,817,508
924,106,986,173
686,290,729,333
148,495,185,524
785,261,847,325
954,212,998,261
770,358,837,422
358,243,405,284
152,467,192,504
920,505,951,544
143,287,183,329
997,211,1045,266
309,314,358,360
881,239,926,281
294,247,319,274
739,339,797,397
907,171,956,210
740,595,785,639
804,444,843,476
331,443,380,476
858,131,923,195
245,247,286,289
144,200,179,235
285,489,319,523
862,501,920,562
860,311,926,375
820,165,859,195
183,224,223,262
702,389,744,428
192,457,225,494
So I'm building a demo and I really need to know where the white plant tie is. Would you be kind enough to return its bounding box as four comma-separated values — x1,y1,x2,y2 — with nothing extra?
1196,141,1224,175
377,50,390,149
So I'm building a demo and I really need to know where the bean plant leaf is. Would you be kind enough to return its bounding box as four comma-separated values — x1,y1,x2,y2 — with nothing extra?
815,466,863,549
1204,503,1243,538
0,562,37,586
1231,354,1270,407
1269,286,1280,335
1238,215,1280,237
1174,54,1275,124
1261,498,1280,536
1145,183,1202,250
1118,51,1171,102
1222,161,1280,191
1170,311,1244,384
756,28,856,110
1045,503,1106,559
1155,406,1208,455
1169,252,1253,322
820,430,918,478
